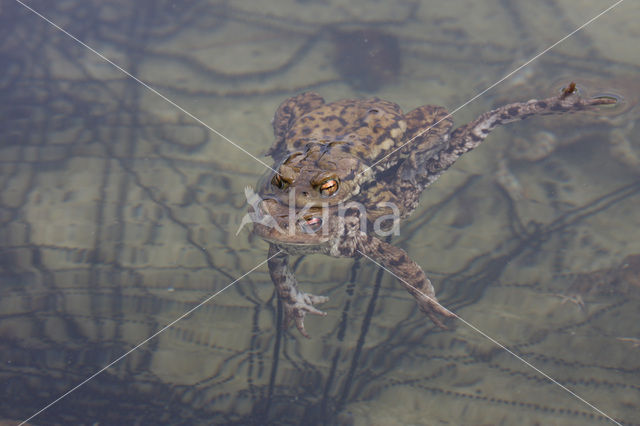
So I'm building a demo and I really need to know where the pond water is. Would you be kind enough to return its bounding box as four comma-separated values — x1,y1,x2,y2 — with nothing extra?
0,0,638,424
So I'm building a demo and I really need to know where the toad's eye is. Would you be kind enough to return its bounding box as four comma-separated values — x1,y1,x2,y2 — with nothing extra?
319,179,339,197
271,174,288,190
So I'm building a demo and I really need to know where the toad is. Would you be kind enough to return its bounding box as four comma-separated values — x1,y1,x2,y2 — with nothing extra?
250,83,617,337
266,92,452,209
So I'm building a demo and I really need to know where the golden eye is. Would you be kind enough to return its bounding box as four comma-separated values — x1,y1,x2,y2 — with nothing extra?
271,174,288,190
319,178,339,197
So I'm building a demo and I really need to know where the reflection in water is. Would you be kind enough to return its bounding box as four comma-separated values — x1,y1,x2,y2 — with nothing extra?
330,27,402,92
0,1,639,424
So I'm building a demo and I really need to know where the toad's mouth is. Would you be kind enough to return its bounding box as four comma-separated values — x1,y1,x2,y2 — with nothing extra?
253,222,330,246
251,198,331,244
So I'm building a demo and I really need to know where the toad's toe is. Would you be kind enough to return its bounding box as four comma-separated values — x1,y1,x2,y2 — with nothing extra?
282,293,329,338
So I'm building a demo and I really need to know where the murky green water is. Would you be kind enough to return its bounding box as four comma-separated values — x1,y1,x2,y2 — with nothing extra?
1,0,638,424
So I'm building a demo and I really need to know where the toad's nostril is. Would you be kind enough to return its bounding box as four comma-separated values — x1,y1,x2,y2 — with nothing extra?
302,191,309,197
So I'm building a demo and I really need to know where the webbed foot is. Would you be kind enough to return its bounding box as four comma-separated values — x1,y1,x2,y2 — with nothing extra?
283,292,329,338
356,237,457,329
267,246,330,338
414,293,458,329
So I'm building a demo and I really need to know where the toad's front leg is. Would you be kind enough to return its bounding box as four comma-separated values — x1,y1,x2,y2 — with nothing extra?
267,244,329,338
358,236,457,328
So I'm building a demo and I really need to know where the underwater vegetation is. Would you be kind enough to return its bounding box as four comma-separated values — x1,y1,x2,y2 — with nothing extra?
0,0,639,424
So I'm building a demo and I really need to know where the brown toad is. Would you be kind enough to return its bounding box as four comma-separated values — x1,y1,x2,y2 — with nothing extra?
267,92,451,209
250,83,616,337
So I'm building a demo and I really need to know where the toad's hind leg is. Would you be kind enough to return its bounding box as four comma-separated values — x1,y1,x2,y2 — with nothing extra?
358,236,457,328
267,244,329,338
408,83,617,186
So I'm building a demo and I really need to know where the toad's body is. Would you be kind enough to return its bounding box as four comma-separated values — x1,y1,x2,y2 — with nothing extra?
250,84,616,337
267,93,451,208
